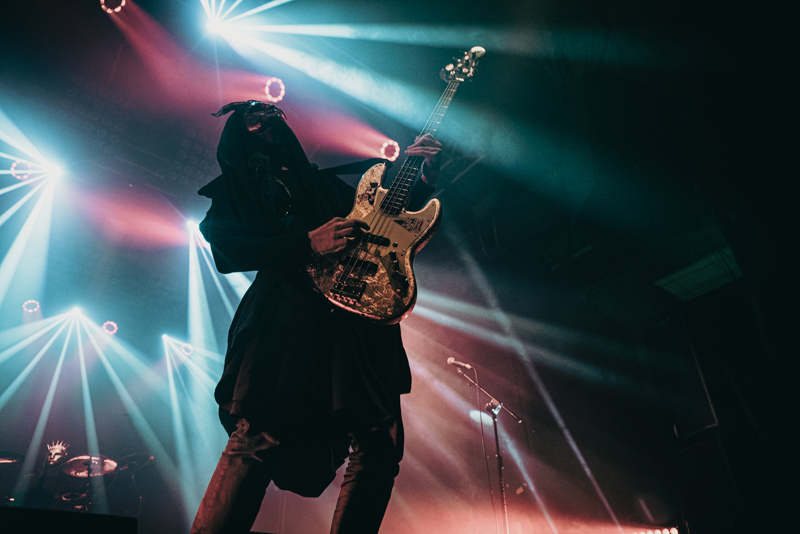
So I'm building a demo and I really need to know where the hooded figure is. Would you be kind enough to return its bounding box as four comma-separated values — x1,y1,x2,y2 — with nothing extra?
192,101,438,534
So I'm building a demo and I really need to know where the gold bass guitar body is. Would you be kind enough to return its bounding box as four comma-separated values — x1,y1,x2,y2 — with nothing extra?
307,162,441,324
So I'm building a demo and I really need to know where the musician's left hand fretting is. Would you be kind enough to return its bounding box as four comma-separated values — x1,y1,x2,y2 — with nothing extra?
405,133,443,186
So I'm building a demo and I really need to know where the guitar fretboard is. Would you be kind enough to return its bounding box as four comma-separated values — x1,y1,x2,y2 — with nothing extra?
380,79,461,215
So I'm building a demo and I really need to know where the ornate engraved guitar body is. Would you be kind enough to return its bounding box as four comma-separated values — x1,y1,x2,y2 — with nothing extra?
307,47,485,324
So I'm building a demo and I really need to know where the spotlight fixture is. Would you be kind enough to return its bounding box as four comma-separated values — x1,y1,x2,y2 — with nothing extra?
71,307,81,315
264,77,286,103
102,321,118,335
181,343,194,356
100,0,126,14
22,300,40,313
380,140,400,162
10,160,31,180
46,165,62,178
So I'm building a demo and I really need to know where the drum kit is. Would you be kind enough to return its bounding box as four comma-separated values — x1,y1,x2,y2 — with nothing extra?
0,448,153,514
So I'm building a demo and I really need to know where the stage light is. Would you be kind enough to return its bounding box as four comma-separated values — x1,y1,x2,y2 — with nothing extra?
45,165,62,178
207,19,222,34
181,343,193,356
186,219,199,231
71,307,80,315
102,321,118,335
264,77,285,103
22,300,40,313
10,160,31,180
381,140,400,162
100,0,126,14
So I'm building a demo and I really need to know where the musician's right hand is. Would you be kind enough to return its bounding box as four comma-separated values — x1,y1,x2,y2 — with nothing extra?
309,217,369,254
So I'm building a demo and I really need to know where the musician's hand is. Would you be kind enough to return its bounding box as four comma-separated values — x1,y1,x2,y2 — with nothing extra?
309,217,369,254
405,133,442,186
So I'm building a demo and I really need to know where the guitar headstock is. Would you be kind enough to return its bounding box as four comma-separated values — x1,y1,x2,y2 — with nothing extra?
441,46,486,82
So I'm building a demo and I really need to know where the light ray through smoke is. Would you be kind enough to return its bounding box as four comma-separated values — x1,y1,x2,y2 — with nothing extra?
0,314,67,365
0,175,47,197
13,316,74,501
0,315,71,415
197,241,236,319
231,24,655,66
75,316,109,514
188,229,219,353
0,108,49,165
0,180,55,310
445,230,624,532
78,317,184,513
164,336,201,518
223,0,295,24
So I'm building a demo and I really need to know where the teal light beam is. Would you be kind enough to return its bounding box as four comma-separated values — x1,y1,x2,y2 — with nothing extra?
0,179,47,228
224,0,295,24
188,232,219,353
80,317,168,403
0,151,43,164
198,242,235,318
0,175,47,196
79,319,183,503
219,0,245,21
0,107,48,165
446,230,623,533
0,314,68,367
232,24,654,65
220,33,436,129
198,0,212,18
0,181,53,309
13,317,74,500
0,317,71,414
164,338,203,519
76,317,109,514
222,272,252,299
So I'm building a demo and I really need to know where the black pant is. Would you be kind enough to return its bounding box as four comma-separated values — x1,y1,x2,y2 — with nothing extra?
190,414,404,534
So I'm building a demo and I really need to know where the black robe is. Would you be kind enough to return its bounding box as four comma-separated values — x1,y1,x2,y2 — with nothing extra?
197,105,433,496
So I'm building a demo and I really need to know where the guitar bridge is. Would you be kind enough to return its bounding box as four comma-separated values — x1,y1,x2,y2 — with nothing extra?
330,256,379,303
331,280,367,303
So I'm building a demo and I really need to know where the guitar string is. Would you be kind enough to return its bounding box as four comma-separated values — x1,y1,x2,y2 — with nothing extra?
333,78,461,298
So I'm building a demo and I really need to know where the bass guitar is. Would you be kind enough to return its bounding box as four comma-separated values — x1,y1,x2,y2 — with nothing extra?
307,46,485,324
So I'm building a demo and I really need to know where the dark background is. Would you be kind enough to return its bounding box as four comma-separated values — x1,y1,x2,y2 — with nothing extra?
0,1,789,533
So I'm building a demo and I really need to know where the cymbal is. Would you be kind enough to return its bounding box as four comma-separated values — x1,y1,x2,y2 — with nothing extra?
116,453,154,473
61,455,118,478
0,450,24,464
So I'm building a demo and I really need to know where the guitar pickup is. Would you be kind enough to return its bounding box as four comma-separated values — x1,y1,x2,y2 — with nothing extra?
339,256,379,277
365,233,391,247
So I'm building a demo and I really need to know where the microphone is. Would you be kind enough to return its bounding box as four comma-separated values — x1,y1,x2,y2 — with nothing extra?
447,357,473,370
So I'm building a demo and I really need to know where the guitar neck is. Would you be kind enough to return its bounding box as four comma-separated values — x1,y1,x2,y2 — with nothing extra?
380,79,461,215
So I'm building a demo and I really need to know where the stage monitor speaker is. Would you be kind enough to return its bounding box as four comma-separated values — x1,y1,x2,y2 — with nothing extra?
0,506,138,533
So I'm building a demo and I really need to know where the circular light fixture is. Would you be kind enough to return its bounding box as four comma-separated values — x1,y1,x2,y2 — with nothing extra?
380,140,400,162
264,77,286,103
100,0,126,14
102,321,118,335
11,160,32,180
181,343,194,356
23,300,40,313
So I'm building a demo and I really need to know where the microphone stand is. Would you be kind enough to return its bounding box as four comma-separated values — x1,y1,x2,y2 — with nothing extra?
455,367,522,534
